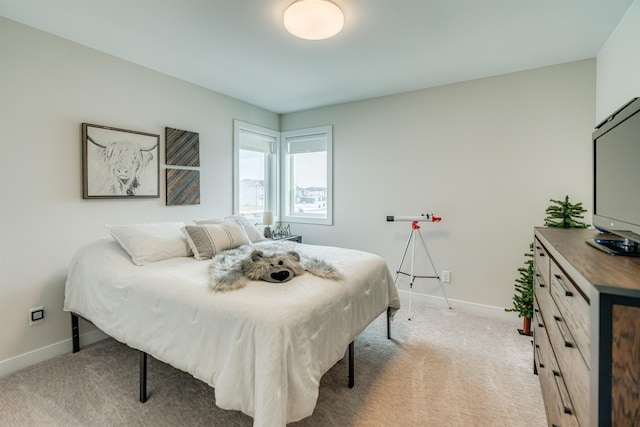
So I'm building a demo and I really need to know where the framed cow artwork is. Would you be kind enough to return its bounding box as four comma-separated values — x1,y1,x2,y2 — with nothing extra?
82,123,160,199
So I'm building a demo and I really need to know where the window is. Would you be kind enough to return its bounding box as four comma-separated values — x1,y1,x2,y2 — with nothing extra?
233,121,278,221
233,122,332,226
281,126,333,225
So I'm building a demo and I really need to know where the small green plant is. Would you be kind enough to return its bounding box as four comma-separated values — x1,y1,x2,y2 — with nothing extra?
507,195,588,327
505,243,534,319
544,195,588,229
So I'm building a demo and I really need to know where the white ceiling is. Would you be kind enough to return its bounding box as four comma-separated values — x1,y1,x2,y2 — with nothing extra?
0,0,633,114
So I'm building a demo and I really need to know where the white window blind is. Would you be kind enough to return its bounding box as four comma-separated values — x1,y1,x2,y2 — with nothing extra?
286,134,327,154
240,130,276,153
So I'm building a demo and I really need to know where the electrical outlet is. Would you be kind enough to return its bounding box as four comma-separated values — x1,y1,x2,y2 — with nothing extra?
29,306,44,326
441,270,451,283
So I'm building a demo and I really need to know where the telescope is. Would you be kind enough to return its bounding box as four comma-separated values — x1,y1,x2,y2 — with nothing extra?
387,212,450,319
386,214,441,222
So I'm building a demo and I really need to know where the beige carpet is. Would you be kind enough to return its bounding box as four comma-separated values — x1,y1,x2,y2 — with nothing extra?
0,298,546,426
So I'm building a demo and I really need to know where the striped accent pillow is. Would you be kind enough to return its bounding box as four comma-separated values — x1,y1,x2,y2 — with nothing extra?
182,222,250,260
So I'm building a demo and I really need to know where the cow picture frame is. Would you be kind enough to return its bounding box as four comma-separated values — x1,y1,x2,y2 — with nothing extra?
82,123,160,199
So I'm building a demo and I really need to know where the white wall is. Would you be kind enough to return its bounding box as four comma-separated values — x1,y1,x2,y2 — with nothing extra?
0,18,279,374
596,0,640,121
0,15,603,377
282,60,595,317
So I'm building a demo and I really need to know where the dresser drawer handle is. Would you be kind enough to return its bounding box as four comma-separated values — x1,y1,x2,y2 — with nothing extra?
552,274,573,297
535,344,545,368
553,315,574,348
536,273,546,287
534,309,543,327
535,245,545,256
552,370,573,415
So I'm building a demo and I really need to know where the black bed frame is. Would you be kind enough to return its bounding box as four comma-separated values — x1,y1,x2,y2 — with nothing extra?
71,307,393,403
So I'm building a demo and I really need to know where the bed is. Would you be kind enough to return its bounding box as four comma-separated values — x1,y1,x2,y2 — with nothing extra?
64,221,400,427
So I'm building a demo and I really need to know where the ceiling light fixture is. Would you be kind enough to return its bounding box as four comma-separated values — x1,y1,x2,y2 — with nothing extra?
284,0,344,41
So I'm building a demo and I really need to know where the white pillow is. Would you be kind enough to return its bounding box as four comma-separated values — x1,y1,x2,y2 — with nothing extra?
182,222,251,260
193,217,226,225
195,215,266,243
106,222,192,266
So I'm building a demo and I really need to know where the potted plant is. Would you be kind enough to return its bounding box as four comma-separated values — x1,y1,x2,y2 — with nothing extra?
543,195,588,229
506,243,534,335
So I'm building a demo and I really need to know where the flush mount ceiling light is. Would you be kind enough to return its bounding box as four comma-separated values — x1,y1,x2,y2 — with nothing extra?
284,0,344,41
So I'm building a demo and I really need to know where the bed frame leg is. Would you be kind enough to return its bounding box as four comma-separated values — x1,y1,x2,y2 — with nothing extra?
139,351,148,403
348,341,355,388
387,307,392,339
71,313,80,353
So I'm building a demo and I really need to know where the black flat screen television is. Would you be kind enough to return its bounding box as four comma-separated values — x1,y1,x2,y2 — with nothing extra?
588,97,640,256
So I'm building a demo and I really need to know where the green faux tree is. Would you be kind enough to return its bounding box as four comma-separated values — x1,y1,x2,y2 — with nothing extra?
544,195,588,229
505,244,534,324
506,195,588,335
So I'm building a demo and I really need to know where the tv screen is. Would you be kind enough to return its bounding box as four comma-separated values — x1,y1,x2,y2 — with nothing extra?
590,97,640,256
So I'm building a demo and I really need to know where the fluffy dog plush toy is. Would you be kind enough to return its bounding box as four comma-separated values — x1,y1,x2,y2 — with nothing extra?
209,244,343,292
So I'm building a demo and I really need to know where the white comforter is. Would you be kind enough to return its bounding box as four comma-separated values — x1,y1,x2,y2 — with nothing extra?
64,239,400,426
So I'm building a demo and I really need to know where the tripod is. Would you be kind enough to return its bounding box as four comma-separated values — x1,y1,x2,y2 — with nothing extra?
394,220,451,320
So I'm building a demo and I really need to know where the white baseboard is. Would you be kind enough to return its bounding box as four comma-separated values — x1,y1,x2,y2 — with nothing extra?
397,290,522,323
0,328,109,378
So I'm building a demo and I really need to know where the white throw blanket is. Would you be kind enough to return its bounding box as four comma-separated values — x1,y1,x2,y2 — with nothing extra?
64,239,400,426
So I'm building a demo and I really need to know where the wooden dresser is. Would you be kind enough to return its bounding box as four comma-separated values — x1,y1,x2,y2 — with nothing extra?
533,227,640,427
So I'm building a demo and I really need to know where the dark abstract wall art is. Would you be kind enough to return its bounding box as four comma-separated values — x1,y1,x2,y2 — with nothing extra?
166,127,200,167
166,168,200,205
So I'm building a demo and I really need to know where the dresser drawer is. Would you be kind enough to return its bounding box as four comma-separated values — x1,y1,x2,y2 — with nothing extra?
549,261,590,366
535,320,579,427
534,238,550,285
545,297,589,426
547,368,581,427
533,300,549,371
535,266,553,317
